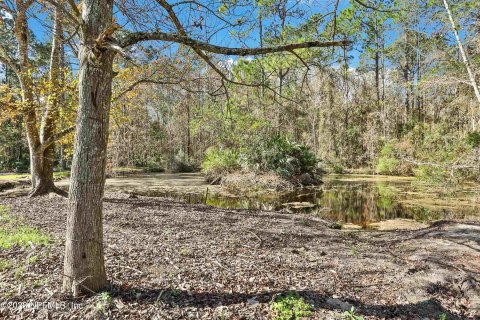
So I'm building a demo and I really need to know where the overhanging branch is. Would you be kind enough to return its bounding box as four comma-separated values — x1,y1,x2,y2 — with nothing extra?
352,0,404,13
112,77,223,101
119,31,350,55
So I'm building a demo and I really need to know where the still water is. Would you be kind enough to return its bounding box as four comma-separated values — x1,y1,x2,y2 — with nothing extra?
108,173,479,227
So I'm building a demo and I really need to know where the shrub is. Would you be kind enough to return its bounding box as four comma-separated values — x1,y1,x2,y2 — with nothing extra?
412,165,447,182
246,136,319,179
168,159,197,173
376,143,399,175
201,136,321,186
403,126,480,182
332,162,345,174
466,131,480,148
95,292,113,316
201,147,240,182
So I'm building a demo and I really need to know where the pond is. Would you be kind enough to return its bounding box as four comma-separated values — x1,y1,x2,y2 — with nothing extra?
3,172,479,229
97,173,480,229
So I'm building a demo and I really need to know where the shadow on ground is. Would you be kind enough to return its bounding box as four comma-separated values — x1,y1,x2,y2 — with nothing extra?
106,286,462,319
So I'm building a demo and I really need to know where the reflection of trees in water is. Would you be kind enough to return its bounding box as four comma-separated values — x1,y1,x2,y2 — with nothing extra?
135,180,469,225
318,183,404,225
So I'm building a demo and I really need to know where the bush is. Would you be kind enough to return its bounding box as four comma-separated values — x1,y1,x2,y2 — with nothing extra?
174,160,196,173
374,126,479,182
412,165,447,182
246,136,319,179
332,162,345,174
466,131,480,148
201,147,240,182
168,158,197,173
376,143,399,175
201,136,321,186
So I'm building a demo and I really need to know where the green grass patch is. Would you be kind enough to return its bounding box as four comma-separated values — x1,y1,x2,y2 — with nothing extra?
0,206,49,249
270,293,313,320
53,171,70,180
95,292,113,315
0,173,30,181
0,226,49,249
342,307,364,320
0,258,12,271
0,171,70,182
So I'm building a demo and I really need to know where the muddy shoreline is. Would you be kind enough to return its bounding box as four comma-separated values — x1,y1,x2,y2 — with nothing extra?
0,193,479,319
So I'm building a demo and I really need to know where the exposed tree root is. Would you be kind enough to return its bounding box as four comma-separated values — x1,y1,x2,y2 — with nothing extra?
28,184,68,198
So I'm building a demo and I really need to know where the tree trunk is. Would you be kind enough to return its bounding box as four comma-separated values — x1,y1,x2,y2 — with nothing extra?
14,1,65,197
31,4,65,197
443,0,480,113
63,0,115,296
15,4,44,194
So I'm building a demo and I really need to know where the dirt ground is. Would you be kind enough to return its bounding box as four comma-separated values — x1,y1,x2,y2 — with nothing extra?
0,193,479,319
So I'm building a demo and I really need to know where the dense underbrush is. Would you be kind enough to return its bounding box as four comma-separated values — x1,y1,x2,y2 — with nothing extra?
201,136,322,189
375,126,480,182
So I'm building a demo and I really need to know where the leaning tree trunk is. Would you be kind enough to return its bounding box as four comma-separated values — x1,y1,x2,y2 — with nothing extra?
63,0,115,295
442,0,480,112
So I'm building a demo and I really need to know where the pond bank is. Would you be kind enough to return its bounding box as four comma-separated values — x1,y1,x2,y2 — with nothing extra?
0,193,479,319
1,173,479,230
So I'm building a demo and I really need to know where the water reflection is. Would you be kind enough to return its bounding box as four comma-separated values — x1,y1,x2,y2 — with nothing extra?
318,181,440,227
2,173,477,227
136,176,479,227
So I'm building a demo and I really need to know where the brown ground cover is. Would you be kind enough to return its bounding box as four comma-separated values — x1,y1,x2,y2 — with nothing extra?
0,193,479,319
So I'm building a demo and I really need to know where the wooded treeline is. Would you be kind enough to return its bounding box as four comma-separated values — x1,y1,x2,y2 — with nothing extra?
107,0,480,181
1,1,479,181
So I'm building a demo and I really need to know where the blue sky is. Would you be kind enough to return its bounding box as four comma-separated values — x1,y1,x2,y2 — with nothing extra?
19,0,466,70
23,1,365,66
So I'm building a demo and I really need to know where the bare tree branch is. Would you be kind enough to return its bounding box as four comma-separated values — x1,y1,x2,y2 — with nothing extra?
352,0,403,13
0,44,20,74
40,0,81,25
119,31,350,55
112,78,222,101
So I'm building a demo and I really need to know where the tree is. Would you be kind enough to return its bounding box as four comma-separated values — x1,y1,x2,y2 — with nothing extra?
441,0,480,111
52,0,350,295
0,1,74,196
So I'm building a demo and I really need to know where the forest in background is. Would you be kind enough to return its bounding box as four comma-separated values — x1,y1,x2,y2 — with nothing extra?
1,1,480,317
1,0,479,184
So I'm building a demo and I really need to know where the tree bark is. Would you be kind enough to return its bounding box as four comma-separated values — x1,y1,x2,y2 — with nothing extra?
442,0,480,113
31,4,66,197
12,1,67,197
14,2,41,191
63,0,115,296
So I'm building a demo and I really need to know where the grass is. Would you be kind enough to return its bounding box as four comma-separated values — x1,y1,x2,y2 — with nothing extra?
0,258,12,271
0,171,70,182
0,206,48,295
170,288,181,297
270,293,313,320
0,205,49,249
0,173,30,181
